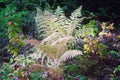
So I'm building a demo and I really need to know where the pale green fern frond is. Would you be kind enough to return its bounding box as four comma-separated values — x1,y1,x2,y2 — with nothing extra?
54,6,64,16
70,6,82,20
35,7,69,40
65,6,83,35
33,6,84,76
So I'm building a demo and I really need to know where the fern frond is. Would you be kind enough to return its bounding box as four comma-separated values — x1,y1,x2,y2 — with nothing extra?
54,6,64,16
70,6,82,20
51,36,74,46
41,32,65,44
59,50,82,62
35,7,69,40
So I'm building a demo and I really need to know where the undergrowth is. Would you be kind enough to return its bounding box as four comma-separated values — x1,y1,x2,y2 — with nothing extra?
0,1,120,80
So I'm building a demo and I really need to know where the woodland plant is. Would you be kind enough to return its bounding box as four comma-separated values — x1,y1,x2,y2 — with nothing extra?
34,6,83,40
0,62,44,80
74,21,119,57
0,0,30,56
74,20,98,39
30,6,84,79
0,0,52,55
33,6,120,79
1,0,120,79
73,20,120,79
6,22,24,56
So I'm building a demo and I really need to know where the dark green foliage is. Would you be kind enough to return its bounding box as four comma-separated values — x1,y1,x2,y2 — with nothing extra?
30,72,43,80
0,63,44,80
0,0,78,54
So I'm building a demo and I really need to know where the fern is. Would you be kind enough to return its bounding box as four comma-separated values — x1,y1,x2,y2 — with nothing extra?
40,39,82,68
34,6,84,76
70,6,82,20
41,31,64,44
34,7,67,40
59,50,82,62
51,36,74,45
34,6,83,40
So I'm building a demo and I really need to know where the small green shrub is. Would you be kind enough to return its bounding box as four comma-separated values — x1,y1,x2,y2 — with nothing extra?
74,20,98,39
